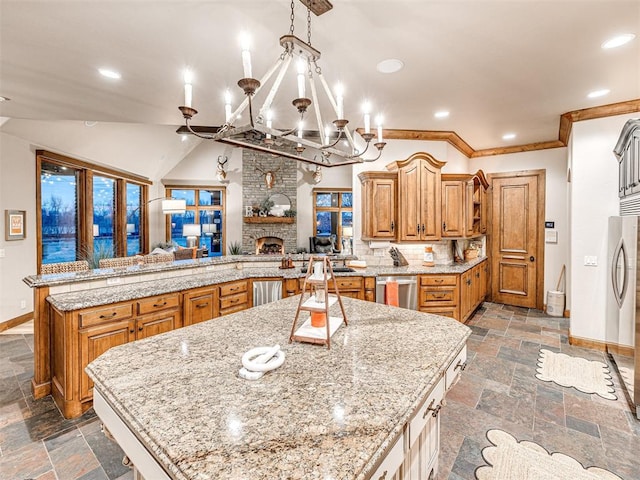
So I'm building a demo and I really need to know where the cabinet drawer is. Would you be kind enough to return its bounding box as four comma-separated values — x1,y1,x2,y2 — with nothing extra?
370,432,404,480
137,294,180,315
79,304,133,328
220,281,248,297
419,306,459,321
219,292,248,311
420,275,458,287
409,376,445,447
445,345,467,390
421,289,456,304
332,277,363,291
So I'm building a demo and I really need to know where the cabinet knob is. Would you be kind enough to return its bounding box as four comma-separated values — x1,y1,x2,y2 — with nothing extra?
153,301,167,308
529,256,535,262
443,222,447,231
423,398,442,418
99,312,117,319
138,326,143,331
195,303,209,309
455,360,467,371
129,329,134,334
421,224,425,234
391,220,395,232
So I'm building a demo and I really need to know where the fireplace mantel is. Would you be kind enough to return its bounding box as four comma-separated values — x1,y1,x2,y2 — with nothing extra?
244,216,294,224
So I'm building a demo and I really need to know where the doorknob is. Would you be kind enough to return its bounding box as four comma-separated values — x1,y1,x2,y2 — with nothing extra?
529,256,535,262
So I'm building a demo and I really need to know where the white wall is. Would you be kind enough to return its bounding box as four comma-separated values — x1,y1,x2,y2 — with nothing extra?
0,133,38,321
569,113,638,343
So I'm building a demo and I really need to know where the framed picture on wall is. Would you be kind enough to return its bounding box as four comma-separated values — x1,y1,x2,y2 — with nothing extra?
5,209,26,240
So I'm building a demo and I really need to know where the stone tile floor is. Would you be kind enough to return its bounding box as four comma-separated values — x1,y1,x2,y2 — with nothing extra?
1,303,638,479
437,302,640,480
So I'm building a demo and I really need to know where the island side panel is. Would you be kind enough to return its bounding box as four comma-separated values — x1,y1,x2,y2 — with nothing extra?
32,285,51,398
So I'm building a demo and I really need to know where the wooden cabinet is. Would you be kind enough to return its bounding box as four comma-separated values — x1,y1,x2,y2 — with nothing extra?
419,260,487,323
358,171,397,240
418,274,460,321
300,275,366,299
183,286,217,326
219,280,250,316
441,171,489,238
388,152,445,241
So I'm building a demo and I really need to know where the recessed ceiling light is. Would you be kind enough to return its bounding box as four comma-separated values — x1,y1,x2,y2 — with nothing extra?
376,59,404,74
502,133,516,140
98,68,121,79
84,121,98,127
0,96,10,102
588,89,610,98
181,135,188,142
602,34,635,49
434,111,450,119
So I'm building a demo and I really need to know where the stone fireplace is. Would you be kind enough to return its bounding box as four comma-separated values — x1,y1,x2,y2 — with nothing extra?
242,148,298,254
255,236,284,255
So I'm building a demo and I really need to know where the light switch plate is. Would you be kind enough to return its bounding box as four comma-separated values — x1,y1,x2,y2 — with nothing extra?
545,230,558,244
0,249,5,258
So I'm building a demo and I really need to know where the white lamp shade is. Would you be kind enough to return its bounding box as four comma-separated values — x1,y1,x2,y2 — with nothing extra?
161,199,187,214
342,226,353,237
202,223,218,234
182,223,201,237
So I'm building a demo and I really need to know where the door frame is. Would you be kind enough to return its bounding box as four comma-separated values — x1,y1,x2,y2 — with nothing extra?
487,169,546,310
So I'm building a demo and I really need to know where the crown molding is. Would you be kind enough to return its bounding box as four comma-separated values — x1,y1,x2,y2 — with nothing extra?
380,99,640,158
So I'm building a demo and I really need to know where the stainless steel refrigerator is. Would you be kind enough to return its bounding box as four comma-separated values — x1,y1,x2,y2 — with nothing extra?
606,216,640,417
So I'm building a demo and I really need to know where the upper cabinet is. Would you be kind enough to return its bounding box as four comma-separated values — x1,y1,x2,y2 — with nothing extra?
615,119,640,200
441,171,489,238
358,171,397,240
387,152,445,241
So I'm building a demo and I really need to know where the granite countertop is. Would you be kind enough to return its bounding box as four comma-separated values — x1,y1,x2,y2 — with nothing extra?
46,257,487,311
86,295,471,480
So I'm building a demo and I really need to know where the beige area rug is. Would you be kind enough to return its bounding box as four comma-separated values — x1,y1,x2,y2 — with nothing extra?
535,348,616,400
476,429,622,480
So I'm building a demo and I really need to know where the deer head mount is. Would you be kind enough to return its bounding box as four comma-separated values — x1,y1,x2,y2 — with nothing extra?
216,156,228,181
256,163,281,189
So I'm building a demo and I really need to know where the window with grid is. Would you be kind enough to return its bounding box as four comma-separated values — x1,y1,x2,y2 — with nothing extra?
165,187,226,256
37,150,150,271
313,189,353,251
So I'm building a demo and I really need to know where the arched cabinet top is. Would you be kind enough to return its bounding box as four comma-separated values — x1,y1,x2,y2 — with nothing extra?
385,151,447,172
614,118,640,160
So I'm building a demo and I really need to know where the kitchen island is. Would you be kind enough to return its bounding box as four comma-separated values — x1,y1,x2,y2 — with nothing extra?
86,295,470,480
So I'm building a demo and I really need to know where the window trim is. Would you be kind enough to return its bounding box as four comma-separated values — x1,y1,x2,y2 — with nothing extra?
36,150,151,272
164,185,226,255
312,188,353,249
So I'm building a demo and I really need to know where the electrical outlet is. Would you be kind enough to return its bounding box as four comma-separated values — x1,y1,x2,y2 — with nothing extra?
0,248,5,258
20,300,26,309
584,256,598,266
106,277,122,285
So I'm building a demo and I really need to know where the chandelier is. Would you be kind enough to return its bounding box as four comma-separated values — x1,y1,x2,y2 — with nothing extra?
177,0,386,167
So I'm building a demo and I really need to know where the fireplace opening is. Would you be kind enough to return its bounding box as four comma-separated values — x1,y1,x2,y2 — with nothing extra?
255,236,284,255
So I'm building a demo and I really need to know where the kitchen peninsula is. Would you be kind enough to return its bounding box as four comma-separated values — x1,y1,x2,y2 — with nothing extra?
86,295,471,480
24,254,486,418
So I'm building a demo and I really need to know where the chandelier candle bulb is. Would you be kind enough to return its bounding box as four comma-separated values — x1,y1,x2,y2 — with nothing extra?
335,84,344,119
266,110,273,139
297,60,306,98
240,35,252,78
363,102,371,134
297,121,303,148
376,115,383,143
183,70,193,108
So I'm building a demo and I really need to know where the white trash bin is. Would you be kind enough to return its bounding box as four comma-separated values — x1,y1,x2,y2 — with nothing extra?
546,290,565,317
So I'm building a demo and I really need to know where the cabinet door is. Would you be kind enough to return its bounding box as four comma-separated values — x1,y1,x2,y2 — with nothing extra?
480,185,488,234
399,161,422,241
183,288,216,326
472,265,482,308
419,160,442,240
136,310,181,339
371,178,396,239
460,270,473,321
80,319,135,400
480,261,489,301
441,181,464,237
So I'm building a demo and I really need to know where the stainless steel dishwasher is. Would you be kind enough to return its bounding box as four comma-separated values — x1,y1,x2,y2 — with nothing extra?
375,276,418,310
253,280,283,307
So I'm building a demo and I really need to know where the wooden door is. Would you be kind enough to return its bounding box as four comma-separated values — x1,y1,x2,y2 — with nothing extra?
420,159,442,240
441,181,464,237
489,171,545,308
136,310,181,339
183,287,216,326
79,319,135,400
371,177,396,239
398,161,422,241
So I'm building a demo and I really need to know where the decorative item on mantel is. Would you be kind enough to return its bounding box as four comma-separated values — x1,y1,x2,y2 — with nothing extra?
389,247,409,267
176,0,387,167
290,256,348,349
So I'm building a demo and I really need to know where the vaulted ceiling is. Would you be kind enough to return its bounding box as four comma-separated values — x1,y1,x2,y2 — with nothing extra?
1,0,638,153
